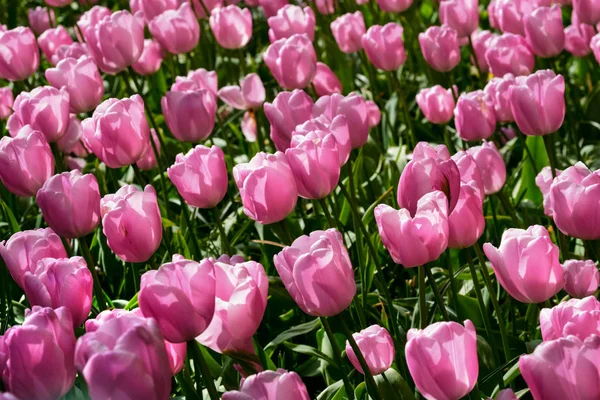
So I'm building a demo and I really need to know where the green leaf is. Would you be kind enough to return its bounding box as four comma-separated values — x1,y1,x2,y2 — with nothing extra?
0,197,20,234
374,368,415,400
283,341,337,366
316,380,344,400
264,319,321,355
517,135,548,205
456,294,484,329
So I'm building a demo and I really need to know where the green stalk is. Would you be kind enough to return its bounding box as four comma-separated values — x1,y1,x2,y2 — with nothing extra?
320,317,355,400
419,266,427,329
542,133,558,178
214,207,230,255
423,265,449,321
445,251,460,320
187,341,219,400
467,35,485,84
50,142,65,173
80,235,107,310
319,198,337,229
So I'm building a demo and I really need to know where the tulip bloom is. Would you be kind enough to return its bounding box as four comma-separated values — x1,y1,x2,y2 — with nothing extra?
536,166,560,217
362,23,407,71
167,145,228,208
406,320,478,400
150,3,199,55
268,5,315,42
130,0,180,23
451,151,485,198
484,74,516,122
210,5,253,49
132,39,163,75
565,16,595,57
38,26,73,63
76,6,112,41
45,0,72,6
263,34,317,90
312,93,369,149
161,88,217,142
573,0,600,26
470,30,496,73
222,369,310,400
0,228,67,289
494,0,536,36
28,7,54,35
448,182,485,249
0,128,54,198
0,27,40,81
315,0,336,14
57,116,88,157
52,42,90,65
496,390,518,400
172,67,218,95
264,89,314,151
439,0,479,38
416,85,455,125
331,12,366,54
136,129,160,171
540,296,600,341
563,260,600,299
367,100,381,128
274,229,356,316
293,115,351,166
312,62,342,97
485,33,534,77
376,0,413,12
419,25,461,72
218,73,266,110
101,185,162,263
0,87,13,120
257,0,288,18
467,141,506,195
524,5,565,58
454,90,497,141
346,325,394,375
483,225,564,303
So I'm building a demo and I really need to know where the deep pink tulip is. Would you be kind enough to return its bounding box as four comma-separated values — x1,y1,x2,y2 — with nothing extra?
45,0,73,6
168,145,228,208
57,116,88,157
563,260,600,299
439,0,480,38
7,86,70,143
45,56,104,114
416,85,455,125
331,12,366,54
101,185,162,263
136,129,161,170
293,115,351,166
362,23,407,71
210,5,252,49
258,0,288,18
573,0,600,26
274,229,356,316
0,128,54,198
376,0,414,12
520,335,600,400
524,5,565,57
467,141,506,195
28,7,54,35
268,5,315,42
406,320,478,400
397,142,460,216
0,307,76,400
38,26,73,62
263,34,317,89
448,181,485,249
222,369,310,400
540,296,600,341
0,228,66,289
75,313,171,400
565,16,595,57
376,191,449,268
51,42,90,65
485,33,534,77
494,0,538,35
451,150,485,198
312,62,342,97
172,67,218,95
536,166,560,217
484,74,516,122
0,27,40,81
366,100,381,128
264,89,314,151
345,325,394,375
161,88,217,142
130,0,181,23
218,73,266,110
509,70,565,136
132,39,164,75
419,25,461,72
312,93,369,149
23,256,93,328
197,255,268,353
483,225,564,303
0,87,13,120
150,3,199,54
470,30,496,73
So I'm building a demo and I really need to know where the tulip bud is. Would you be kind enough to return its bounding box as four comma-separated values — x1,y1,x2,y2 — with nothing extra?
540,296,600,341
345,325,394,375
263,34,317,90
406,320,478,400
486,33,534,77
38,26,73,63
524,5,565,58
222,369,310,400
257,0,288,18
52,42,90,65
362,23,407,71
484,74,516,122
218,73,266,110
573,0,600,26
210,5,253,49
448,181,485,249
76,6,112,41
130,0,180,23
331,12,366,54
132,39,164,75
172,67,218,95
376,0,414,12
294,115,351,166
161,88,217,142
416,85,455,125
312,62,342,97
268,5,315,42
136,129,161,171
0,27,40,81
264,89,314,151
150,3,200,54
439,0,480,38
466,140,506,195
565,17,595,57
494,0,532,35
470,30,496,73
454,90,496,141
366,100,381,128
28,7,54,35
313,92,369,149
451,150,485,198
0,87,13,120
562,260,600,299
535,166,561,217
419,25,461,72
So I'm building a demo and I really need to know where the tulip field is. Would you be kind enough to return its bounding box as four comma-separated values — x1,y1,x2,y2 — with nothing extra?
2,0,600,398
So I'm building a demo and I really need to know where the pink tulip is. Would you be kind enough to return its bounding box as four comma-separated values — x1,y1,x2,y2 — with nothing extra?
66,157,86,172
51,42,90,65
0,393,19,400
0,307,76,400
520,335,600,400
312,62,342,97
45,56,104,114
313,93,369,149
132,39,164,75
150,3,199,54
536,166,561,217
0,128,54,198
264,89,314,151
376,191,449,268
0,27,40,81
448,181,485,249
419,25,461,72
565,16,595,57
494,0,538,36
197,255,268,353
268,5,315,42
485,33,534,77
362,23,407,71
172,67,218,95
591,32,600,63
161,88,217,142
222,369,310,400
563,260,600,299
258,0,288,18
540,296,600,341
38,26,73,62
23,256,93,328
293,115,351,166
367,100,381,128
28,7,54,35
136,129,161,170
57,116,88,157
0,228,66,289
130,0,181,23
484,74,516,122
218,73,266,110
45,0,73,6
75,312,171,400
210,5,252,49
416,85,455,125
573,0,600,26
467,141,506,195
406,320,478,400
376,0,414,12
524,5,565,57
190,0,223,19
76,6,112,40
331,12,366,54
483,225,564,303
346,325,394,375
397,142,460,216
101,185,162,263
470,30,496,73
0,87,13,120
439,0,480,38
451,150,485,198
510,70,565,136
168,145,228,208
263,34,317,89
496,389,518,400
274,229,355,316
488,0,499,28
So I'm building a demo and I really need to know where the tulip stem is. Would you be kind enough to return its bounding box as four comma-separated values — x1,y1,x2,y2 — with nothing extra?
320,317,356,400
187,341,219,400
80,235,107,311
542,133,558,178
214,207,230,255
131,164,146,187
389,71,416,149
467,35,485,85
423,265,449,321
50,142,65,173
319,198,336,229
418,266,427,329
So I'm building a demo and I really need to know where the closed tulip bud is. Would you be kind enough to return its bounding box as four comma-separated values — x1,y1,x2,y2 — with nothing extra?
573,0,600,26
168,145,228,208
362,23,407,71
263,34,317,89
0,228,66,289
524,5,565,57
223,369,310,400
376,191,449,268
136,129,161,170
0,87,13,120
313,93,369,149
345,325,394,375
540,296,600,341
101,185,162,262
376,0,414,12
264,89,314,151
467,140,506,195
218,73,266,110
535,166,560,216
130,0,181,23
28,7,54,35
23,257,93,328
172,67,218,95
38,26,73,62
397,142,461,216
439,0,480,38
454,90,496,141
268,5,315,42
484,74,516,122
150,3,199,55
419,25,461,72
312,62,342,97
562,260,600,299
565,17,595,57
7,86,70,142
470,30,496,73
0,128,54,198
416,85,455,125
448,181,485,249
161,88,217,142
331,12,366,54
132,39,164,75
486,33,534,77
451,151,485,198
294,115,351,166
0,27,40,81
52,42,90,65
274,229,355,316
520,335,600,400
45,56,104,114
366,100,381,128
406,320,478,400
75,313,171,400
210,5,252,49
483,225,564,303
191,0,224,19
197,256,268,353
1,307,76,400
